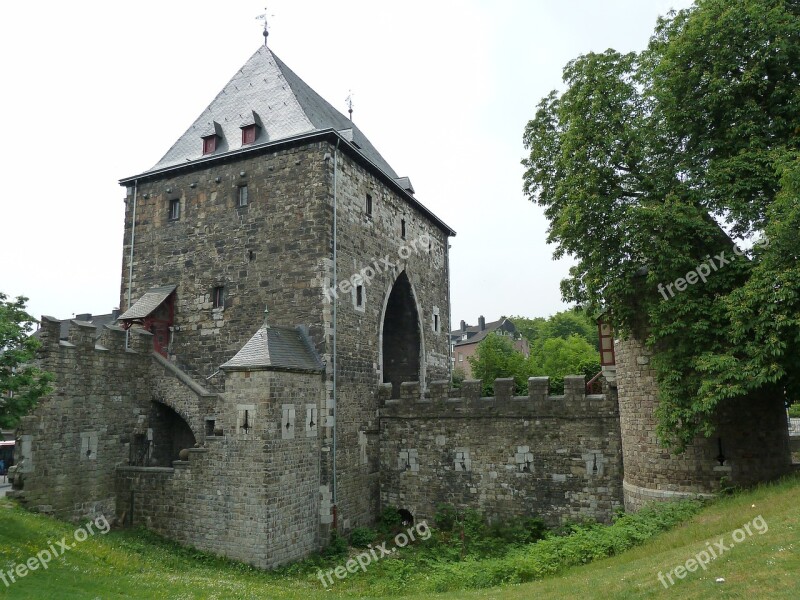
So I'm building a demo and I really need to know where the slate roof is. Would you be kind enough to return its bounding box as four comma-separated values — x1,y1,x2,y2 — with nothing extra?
220,325,324,373
119,45,455,237
119,285,176,320
451,318,509,347
147,46,399,179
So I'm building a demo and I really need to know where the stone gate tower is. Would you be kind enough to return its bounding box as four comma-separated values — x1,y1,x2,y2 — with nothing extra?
117,44,455,531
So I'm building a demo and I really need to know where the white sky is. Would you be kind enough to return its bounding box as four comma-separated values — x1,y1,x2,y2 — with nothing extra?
0,0,693,328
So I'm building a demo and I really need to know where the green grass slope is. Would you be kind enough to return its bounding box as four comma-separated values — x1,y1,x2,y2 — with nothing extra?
1,475,798,599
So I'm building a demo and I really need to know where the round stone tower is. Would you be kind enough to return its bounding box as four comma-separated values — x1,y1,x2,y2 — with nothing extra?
615,332,792,511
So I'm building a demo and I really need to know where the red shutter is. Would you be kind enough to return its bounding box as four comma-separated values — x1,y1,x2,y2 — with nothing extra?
242,125,257,145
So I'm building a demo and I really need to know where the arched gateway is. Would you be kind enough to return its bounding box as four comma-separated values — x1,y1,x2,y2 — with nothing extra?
381,271,422,398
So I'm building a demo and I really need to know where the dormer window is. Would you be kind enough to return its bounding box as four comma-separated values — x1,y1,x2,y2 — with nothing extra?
241,124,258,145
240,111,262,147
202,135,217,155
200,121,222,155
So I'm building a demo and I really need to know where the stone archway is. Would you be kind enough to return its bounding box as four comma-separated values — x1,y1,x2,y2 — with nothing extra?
146,401,197,466
381,271,421,399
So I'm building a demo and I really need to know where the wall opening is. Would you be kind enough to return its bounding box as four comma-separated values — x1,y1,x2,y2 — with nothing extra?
398,508,414,526
382,271,421,398
148,401,196,466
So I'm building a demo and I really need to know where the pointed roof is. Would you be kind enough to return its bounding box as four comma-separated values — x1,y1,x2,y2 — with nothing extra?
147,46,398,179
220,324,324,373
121,46,455,237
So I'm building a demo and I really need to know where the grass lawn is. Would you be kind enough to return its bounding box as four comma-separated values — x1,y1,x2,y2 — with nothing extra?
1,475,798,599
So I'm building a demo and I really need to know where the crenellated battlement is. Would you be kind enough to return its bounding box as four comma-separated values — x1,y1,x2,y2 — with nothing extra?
36,316,153,363
379,375,617,419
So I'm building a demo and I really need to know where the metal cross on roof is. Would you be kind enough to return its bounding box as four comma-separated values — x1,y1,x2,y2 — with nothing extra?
346,91,354,121
255,8,273,46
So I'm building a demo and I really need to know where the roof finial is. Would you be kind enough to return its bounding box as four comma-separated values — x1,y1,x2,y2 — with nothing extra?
256,8,271,46
346,91,354,121
264,305,270,328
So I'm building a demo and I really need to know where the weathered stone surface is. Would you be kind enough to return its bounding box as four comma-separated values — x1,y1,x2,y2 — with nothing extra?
115,368,324,569
119,139,452,531
379,378,624,525
615,332,792,511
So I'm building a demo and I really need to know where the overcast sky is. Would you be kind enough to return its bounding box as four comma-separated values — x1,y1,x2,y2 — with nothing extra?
0,0,693,328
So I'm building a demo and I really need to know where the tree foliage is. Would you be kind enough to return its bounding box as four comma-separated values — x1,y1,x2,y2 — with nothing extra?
0,293,53,428
470,310,601,395
512,309,598,351
536,336,600,391
468,333,530,395
522,0,800,448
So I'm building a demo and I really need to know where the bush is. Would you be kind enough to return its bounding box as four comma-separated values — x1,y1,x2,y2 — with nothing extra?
377,506,403,535
415,500,703,592
431,505,548,559
788,403,800,418
322,531,348,559
489,516,547,545
349,527,378,548
433,503,458,531
451,367,466,389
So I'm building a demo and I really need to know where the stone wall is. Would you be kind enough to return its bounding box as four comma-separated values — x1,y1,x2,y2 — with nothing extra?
120,142,333,383
116,368,325,569
10,318,154,521
321,146,452,532
119,136,453,533
379,376,624,526
615,333,792,510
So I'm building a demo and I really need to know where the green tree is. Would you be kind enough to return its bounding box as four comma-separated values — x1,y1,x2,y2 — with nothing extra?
512,310,598,350
468,333,532,395
507,315,547,348
522,0,800,448
451,366,466,389
533,335,601,395
0,294,53,428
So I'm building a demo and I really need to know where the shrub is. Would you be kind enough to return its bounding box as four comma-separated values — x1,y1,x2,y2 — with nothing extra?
349,527,378,548
416,499,703,592
433,503,458,531
322,531,348,559
377,506,403,535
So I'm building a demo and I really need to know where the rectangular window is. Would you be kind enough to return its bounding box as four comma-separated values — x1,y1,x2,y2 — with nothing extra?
241,125,257,145
458,353,463,362
356,284,363,307
202,135,216,155
168,199,180,220
212,286,225,309
365,193,373,216
238,185,248,207
401,219,406,239
434,313,440,333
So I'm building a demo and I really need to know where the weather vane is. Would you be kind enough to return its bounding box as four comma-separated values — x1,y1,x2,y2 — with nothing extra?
346,90,354,121
255,8,273,46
